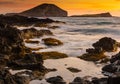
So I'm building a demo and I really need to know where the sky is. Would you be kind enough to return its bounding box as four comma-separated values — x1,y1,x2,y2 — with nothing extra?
0,0,120,16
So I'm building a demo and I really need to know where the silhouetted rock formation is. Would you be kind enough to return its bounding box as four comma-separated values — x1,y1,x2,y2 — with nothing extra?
0,15,55,26
21,3,67,17
6,3,68,17
71,12,112,17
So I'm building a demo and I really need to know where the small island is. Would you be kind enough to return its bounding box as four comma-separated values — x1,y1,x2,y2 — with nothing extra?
71,12,112,17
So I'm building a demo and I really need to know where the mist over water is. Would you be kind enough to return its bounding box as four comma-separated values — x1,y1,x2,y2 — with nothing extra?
32,17,120,56
25,17,120,84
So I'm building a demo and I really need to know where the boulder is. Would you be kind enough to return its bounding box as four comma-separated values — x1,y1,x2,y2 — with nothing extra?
46,76,66,84
91,77,108,84
37,51,68,60
0,69,30,84
93,37,118,52
102,64,117,73
42,38,63,46
67,67,81,73
79,37,119,62
70,77,92,84
79,52,106,62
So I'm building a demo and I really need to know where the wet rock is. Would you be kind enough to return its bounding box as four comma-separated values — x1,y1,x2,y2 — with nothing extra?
92,37,118,52
0,15,55,26
22,28,53,39
37,51,68,60
46,76,66,84
110,52,120,63
79,37,118,62
8,52,46,71
70,77,92,84
42,38,63,46
0,69,30,84
86,47,103,54
101,51,120,84
102,52,120,77
92,77,108,84
79,52,106,62
67,67,81,73
0,23,27,60
0,23,48,82
102,64,117,74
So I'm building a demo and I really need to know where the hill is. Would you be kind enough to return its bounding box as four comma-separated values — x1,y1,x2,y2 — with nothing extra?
6,3,68,17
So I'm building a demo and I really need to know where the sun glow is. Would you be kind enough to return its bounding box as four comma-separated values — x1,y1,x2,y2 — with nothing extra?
0,0,120,16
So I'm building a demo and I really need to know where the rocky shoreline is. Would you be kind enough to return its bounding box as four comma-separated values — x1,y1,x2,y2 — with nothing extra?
0,15,120,84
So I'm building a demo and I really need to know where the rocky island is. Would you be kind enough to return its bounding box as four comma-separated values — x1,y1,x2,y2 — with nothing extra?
71,12,112,17
6,3,68,17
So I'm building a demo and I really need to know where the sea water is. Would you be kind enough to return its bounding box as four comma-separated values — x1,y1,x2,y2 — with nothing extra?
24,17,120,57
17,17,120,84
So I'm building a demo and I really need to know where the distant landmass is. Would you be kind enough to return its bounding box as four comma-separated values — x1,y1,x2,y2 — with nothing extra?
6,3,68,17
71,12,112,17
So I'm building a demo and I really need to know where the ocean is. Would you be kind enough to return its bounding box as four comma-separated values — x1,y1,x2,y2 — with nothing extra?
24,17,120,57
17,17,120,83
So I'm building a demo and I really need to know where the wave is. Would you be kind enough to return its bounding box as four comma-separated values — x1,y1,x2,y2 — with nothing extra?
69,28,120,35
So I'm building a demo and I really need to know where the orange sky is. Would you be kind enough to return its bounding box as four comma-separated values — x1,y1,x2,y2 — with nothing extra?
0,0,120,16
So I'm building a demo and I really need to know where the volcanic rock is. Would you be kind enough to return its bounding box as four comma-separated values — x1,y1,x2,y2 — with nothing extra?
0,69,30,84
93,37,118,52
70,77,92,84
0,15,55,26
8,52,46,71
22,28,53,39
20,3,68,17
42,38,63,46
46,76,66,84
38,51,68,60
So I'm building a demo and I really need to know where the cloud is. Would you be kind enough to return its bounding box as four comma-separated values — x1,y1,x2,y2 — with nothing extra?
0,1,16,5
